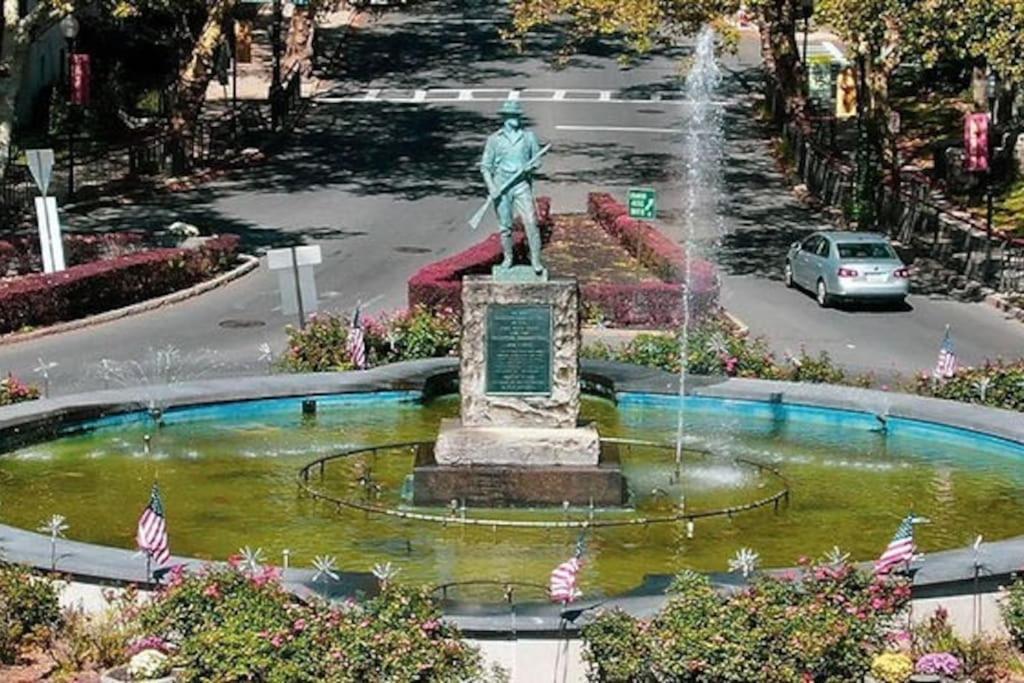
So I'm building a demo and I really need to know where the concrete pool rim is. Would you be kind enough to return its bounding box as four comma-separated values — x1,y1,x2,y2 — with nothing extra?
1,357,1022,635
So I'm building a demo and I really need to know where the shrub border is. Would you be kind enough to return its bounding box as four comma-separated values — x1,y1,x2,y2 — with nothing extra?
0,252,258,347
407,195,719,327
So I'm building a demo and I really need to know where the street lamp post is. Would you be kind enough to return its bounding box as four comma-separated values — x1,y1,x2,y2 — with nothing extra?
801,0,814,93
60,14,79,200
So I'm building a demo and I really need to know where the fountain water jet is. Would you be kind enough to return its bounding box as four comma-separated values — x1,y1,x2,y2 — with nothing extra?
675,26,724,474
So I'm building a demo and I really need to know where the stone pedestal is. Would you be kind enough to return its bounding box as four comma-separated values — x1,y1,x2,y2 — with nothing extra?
414,275,626,507
434,418,600,466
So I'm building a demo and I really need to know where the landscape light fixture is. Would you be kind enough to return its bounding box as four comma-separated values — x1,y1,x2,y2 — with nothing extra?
60,14,79,40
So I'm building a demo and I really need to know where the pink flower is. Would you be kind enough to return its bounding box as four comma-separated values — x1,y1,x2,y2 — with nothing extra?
271,634,283,648
292,618,307,633
421,619,441,634
203,583,221,599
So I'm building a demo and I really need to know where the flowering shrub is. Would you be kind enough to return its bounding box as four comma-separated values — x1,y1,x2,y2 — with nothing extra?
914,360,1024,413
915,651,962,677
582,559,910,682
134,563,480,682
1001,576,1024,651
582,318,783,380
0,373,40,404
871,652,913,683
0,234,239,334
279,306,460,373
0,563,61,663
127,649,171,678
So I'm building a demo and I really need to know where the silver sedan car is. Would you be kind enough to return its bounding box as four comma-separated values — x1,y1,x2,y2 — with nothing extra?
784,232,910,307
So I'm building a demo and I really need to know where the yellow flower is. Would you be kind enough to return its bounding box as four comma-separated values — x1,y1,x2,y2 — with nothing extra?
870,652,913,683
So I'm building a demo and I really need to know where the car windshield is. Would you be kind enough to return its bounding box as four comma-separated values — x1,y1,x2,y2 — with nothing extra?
836,242,896,260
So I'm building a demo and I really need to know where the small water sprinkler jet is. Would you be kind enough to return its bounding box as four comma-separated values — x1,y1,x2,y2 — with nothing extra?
147,400,164,428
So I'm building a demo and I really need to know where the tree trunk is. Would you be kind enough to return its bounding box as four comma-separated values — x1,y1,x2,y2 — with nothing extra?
0,0,45,181
758,0,807,129
284,5,315,77
169,0,237,171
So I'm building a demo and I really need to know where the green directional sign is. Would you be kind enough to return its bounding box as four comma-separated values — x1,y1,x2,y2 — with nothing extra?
628,187,657,219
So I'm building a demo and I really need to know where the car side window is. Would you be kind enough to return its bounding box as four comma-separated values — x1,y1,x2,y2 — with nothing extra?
816,238,831,258
801,236,819,252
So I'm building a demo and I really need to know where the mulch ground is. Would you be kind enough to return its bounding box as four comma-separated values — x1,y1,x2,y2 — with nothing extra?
542,214,661,285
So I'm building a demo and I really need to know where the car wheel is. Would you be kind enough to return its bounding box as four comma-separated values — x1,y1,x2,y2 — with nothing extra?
784,262,794,288
816,279,831,308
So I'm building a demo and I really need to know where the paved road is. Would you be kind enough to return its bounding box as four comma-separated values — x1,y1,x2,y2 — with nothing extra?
0,2,1020,395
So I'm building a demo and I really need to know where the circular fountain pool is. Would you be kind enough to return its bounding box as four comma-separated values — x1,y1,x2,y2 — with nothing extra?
2,364,1023,599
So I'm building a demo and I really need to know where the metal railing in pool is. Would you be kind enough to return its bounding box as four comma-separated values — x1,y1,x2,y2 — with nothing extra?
296,438,790,530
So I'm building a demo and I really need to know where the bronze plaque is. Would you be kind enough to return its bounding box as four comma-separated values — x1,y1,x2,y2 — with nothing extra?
485,304,552,395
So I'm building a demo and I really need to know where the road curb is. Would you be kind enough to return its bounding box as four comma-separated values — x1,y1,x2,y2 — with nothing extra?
0,254,260,347
985,292,1024,324
722,309,750,335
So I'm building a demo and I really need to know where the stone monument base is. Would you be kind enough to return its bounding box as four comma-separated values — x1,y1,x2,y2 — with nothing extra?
412,441,625,507
433,418,600,467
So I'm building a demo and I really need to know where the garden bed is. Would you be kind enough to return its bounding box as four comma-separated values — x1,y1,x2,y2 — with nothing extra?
408,193,719,328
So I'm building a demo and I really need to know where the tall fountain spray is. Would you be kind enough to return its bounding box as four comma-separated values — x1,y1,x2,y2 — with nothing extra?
675,27,724,472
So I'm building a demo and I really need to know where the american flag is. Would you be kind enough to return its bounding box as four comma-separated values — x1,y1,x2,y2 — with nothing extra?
874,514,917,575
549,535,585,604
137,483,170,566
347,305,366,370
932,326,957,380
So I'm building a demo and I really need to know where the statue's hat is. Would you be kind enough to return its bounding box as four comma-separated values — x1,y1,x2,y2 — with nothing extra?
499,100,524,117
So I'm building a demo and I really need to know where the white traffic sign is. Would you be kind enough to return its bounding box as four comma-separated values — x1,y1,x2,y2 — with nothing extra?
25,149,55,196
34,197,66,273
266,245,321,325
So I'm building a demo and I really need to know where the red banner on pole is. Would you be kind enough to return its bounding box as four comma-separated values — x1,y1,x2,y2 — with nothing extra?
964,112,989,173
70,54,90,106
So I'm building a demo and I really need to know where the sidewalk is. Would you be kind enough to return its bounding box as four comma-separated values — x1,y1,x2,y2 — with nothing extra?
204,2,367,104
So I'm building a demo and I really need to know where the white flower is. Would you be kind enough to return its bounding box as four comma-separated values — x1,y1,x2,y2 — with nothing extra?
728,547,760,578
127,649,170,679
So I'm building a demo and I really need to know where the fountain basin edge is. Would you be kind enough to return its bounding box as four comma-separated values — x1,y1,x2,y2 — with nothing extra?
1,357,1023,634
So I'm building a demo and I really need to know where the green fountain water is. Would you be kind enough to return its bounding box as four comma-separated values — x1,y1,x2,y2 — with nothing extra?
1,394,1022,598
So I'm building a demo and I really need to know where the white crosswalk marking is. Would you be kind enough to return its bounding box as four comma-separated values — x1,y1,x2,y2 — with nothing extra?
315,88,731,106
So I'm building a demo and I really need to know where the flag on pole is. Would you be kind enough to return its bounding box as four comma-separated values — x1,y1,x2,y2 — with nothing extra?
346,305,366,370
137,483,171,566
874,514,918,575
932,326,958,380
549,534,586,604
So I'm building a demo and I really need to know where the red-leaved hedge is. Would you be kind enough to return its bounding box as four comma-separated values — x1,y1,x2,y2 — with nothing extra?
408,194,719,327
0,234,239,334
0,232,147,275
586,192,719,324
407,198,553,312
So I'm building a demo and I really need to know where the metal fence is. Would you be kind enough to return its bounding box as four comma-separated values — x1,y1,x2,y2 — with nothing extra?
768,83,1023,296
1,69,302,227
